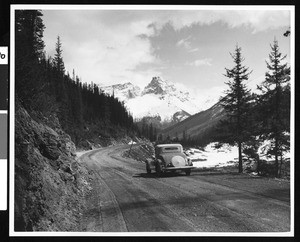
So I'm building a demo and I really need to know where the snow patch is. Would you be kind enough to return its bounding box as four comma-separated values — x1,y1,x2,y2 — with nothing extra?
185,143,238,168
257,138,290,161
128,141,137,145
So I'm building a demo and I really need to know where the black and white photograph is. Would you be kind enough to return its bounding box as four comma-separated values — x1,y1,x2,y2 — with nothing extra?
10,4,294,236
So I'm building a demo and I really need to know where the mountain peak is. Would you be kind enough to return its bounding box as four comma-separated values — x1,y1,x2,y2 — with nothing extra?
100,82,141,99
112,82,134,89
142,76,166,95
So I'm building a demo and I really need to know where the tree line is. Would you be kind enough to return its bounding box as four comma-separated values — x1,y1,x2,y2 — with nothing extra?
134,117,159,142
15,10,135,144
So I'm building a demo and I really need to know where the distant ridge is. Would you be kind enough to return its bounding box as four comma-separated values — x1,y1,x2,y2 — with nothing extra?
160,101,226,142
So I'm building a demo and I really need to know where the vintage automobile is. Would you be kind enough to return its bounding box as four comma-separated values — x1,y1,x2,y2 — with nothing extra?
146,143,194,176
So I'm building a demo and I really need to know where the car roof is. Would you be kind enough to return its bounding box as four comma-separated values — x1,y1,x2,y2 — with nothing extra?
156,144,182,148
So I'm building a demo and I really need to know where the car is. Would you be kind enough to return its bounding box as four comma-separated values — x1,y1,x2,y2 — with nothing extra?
146,143,194,176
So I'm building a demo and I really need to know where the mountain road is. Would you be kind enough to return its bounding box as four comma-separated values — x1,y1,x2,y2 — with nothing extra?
78,144,291,233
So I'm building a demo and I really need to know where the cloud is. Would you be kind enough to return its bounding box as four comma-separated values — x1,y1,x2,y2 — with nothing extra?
188,48,199,53
176,36,192,49
42,9,290,89
147,10,290,33
215,10,291,33
43,10,160,88
176,36,200,53
187,58,213,67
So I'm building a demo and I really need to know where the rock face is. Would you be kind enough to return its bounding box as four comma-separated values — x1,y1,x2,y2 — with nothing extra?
14,102,91,231
173,110,191,123
100,82,141,100
142,77,167,96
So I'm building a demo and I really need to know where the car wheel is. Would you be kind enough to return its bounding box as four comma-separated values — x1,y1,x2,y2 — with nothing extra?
146,163,151,174
185,169,191,176
156,161,163,176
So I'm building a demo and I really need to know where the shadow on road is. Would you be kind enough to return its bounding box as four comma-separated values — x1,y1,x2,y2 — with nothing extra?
133,172,189,178
133,168,290,182
263,188,290,202
192,170,241,176
132,169,240,178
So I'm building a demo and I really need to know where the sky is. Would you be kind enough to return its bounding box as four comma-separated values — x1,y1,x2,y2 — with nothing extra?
41,6,292,99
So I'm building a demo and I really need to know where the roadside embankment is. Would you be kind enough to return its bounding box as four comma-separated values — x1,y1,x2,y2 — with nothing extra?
15,103,92,231
122,142,154,163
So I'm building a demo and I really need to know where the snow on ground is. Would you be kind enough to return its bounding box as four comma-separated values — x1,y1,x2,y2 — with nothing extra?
185,143,238,168
75,149,94,159
128,141,137,145
258,138,290,161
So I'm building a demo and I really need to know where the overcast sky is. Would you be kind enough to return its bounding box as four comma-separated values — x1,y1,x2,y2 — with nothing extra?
41,6,291,98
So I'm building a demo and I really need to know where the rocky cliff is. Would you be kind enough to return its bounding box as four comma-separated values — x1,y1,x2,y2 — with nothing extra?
14,101,92,231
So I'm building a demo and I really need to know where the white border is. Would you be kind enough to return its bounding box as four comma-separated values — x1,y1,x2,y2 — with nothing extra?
10,4,295,237
289,6,295,237
0,160,7,210
10,4,295,11
10,5,15,236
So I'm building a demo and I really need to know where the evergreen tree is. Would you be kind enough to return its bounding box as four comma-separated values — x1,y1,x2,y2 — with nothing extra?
218,45,253,173
149,123,154,141
15,10,45,61
182,129,187,144
53,36,65,75
15,10,46,108
153,127,157,142
52,36,69,128
257,40,290,177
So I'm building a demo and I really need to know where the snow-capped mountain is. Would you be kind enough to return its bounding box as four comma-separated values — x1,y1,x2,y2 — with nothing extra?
100,82,141,100
142,77,191,103
100,77,215,122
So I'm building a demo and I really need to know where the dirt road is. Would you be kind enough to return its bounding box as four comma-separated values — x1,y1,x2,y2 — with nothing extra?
79,144,291,233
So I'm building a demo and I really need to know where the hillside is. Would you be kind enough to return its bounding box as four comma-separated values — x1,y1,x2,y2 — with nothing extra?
15,101,92,231
159,102,226,144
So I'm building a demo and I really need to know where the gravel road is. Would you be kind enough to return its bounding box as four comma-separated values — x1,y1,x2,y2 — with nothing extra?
78,144,291,233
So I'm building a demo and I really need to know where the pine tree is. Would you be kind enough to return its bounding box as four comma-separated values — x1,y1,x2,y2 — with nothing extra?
257,40,290,177
53,36,65,74
15,10,46,108
15,10,45,61
149,123,152,141
51,36,69,128
153,127,157,142
218,45,253,173
72,69,75,81
182,129,187,143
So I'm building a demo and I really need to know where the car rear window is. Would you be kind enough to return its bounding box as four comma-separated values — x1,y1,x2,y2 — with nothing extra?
163,147,181,153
